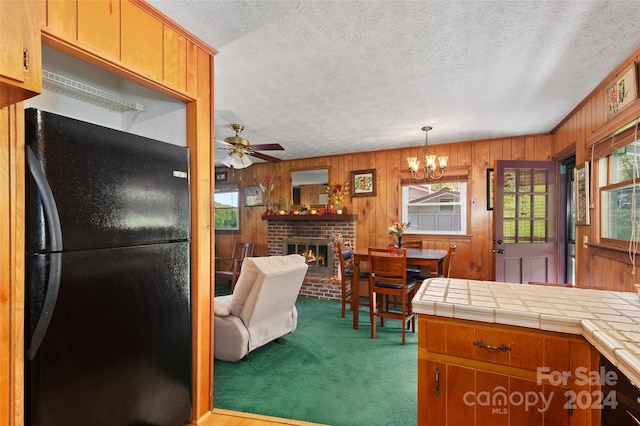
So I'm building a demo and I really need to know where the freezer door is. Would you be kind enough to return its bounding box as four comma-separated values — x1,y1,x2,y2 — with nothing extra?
25,242,192,426
25,108,190,253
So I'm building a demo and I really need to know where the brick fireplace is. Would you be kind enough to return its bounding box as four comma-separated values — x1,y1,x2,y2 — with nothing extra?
265,214,357,301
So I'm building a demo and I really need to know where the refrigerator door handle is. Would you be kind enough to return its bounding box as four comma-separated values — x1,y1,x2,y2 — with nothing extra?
26,146,63,360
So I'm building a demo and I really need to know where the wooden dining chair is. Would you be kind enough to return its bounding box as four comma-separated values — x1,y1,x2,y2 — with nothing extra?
401,240,427,278
215,241,254,292
441,244,457,278
337,241,370,318
368,247,418,345
400,240,422,249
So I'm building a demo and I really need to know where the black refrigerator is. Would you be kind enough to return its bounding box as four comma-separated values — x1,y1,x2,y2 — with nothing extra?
24,108,192,426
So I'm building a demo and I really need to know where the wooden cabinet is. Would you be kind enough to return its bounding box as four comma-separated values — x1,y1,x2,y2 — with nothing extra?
418,316,600,425
0,0,42,107
120,0,163,81
77,0,120,61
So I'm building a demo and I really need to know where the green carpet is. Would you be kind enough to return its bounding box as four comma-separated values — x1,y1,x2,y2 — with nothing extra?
213,296,418,425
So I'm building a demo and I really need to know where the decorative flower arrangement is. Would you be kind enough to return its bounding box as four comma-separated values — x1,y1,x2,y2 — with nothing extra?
329,231,348,281
388,220,412,237
329,231,345,251
259,172,275,208
326,182,349,205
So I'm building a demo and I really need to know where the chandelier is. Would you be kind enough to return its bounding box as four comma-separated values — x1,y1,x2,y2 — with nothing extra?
222,146,253,169
407,126,448,180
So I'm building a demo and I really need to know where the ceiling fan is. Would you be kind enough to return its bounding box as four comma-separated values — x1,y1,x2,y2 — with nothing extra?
218,124,284,169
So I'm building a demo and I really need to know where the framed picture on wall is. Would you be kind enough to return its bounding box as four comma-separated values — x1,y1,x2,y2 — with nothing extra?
486,168,494,210
606,64,638,119
215,170,228,182
244,185,264,207
350,169,376,197
574,162,590,225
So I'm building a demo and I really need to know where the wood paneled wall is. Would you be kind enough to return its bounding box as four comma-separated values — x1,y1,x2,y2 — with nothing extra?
553,44,640,292
215,134,553,282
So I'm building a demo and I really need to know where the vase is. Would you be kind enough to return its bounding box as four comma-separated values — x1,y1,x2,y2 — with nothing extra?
397,235,402,248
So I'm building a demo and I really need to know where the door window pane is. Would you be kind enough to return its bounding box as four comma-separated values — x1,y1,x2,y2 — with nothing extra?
503,220,516,243
519,170,531,193
504,170,517,192
519,220,531,242
533,194,547,219
519,195,531,218
504,194,516,218
533,219,547,243
534,169,548,191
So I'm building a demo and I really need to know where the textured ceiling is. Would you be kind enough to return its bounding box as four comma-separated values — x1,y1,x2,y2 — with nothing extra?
148,0,640,166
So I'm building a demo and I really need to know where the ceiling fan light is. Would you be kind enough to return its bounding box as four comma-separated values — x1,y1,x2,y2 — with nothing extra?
221,153,233,168
236,155,253,169
223,153,252,169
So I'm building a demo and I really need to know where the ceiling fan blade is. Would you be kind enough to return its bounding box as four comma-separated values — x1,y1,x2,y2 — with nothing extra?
250,143,284,151
251,151,282,163
215,138,234,148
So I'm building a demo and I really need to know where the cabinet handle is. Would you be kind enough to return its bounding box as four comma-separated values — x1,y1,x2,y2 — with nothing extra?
473,339,511,352
24,49,29,71
433,366,441,397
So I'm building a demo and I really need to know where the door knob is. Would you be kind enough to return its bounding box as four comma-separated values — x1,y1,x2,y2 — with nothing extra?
496,249,505,254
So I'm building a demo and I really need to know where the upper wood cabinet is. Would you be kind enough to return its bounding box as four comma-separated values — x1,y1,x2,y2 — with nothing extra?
0,0,42,107
121,0,163,81
77,0,120,61
43,0,211,97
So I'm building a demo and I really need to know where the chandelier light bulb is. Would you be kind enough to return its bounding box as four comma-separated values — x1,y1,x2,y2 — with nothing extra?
406,126,446,180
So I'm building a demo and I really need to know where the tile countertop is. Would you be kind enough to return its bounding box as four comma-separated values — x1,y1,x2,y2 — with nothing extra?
413,278,640,386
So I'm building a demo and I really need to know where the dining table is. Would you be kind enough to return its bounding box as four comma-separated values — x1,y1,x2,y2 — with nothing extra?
350,247,448,329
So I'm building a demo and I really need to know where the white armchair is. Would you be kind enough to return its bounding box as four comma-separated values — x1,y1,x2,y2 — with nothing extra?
213,255,309,361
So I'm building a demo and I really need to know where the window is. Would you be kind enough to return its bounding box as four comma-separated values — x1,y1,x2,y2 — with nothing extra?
214,185,240,230
599,139,640,245
402,181,467,234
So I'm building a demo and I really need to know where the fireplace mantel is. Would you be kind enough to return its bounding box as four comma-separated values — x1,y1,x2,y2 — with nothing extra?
262,214,357,221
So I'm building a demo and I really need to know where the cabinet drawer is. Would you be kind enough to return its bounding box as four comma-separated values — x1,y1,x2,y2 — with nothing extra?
426,318,569,372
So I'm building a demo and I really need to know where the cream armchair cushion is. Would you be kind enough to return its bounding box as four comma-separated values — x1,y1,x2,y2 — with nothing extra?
214,255,308,361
